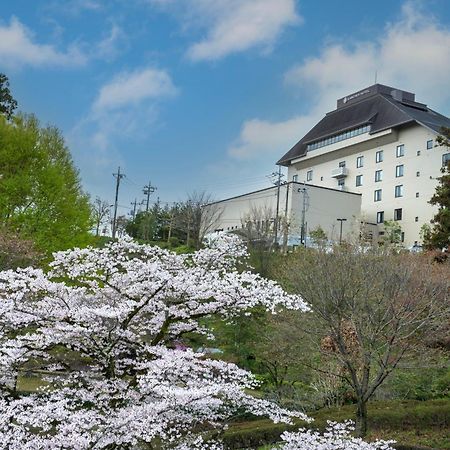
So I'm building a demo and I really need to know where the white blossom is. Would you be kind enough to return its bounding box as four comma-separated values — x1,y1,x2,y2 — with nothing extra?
0,234,310,448
276,421,395,450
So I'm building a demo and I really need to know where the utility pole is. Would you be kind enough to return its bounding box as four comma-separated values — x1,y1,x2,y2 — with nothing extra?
298,183,308,246
130,198,138,218
337,218,347,244
282,182,290,252
274,165,282,246
266,166,284,247
143,181,157,212
112,166,125,239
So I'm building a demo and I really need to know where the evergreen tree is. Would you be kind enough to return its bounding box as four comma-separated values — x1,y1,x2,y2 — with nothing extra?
0,74,17,119
425,127,450,249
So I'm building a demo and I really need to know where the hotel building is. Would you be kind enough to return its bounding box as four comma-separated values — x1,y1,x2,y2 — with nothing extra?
209,84,450,247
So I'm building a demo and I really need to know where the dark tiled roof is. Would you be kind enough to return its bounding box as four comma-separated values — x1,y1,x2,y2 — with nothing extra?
277,84,450,166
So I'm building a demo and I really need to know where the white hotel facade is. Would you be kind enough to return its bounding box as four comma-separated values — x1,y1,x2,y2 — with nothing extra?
210,84,450,247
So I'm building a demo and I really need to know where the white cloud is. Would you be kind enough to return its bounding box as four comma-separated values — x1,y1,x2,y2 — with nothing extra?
229,115,319,160
93,67,177,112
0,17,87,69
69,66,176,181
229,1,450,162
150,0,301,61
45,0,103,16
94,24,126,61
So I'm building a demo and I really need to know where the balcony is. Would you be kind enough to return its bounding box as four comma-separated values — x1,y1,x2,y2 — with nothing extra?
331,167,349,178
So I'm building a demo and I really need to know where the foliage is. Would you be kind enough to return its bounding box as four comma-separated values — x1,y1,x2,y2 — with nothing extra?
380,220,402,247
386,367,450,401
436,126,450,147
271,246,450,437
223,399,450,449
0,227,41,270
0,73,17,119
0,234,311,448
0,114,93,253
125,194,222,249
424,127,450,250
126,209,159,241
309,226,327,246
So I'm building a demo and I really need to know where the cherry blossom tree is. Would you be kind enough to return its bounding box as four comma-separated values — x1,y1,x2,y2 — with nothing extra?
0,234,312,448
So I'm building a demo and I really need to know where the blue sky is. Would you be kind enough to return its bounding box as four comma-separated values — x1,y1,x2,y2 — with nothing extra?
1,0,450,216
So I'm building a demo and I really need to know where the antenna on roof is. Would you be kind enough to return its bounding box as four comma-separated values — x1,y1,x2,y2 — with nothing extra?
374,70,378,84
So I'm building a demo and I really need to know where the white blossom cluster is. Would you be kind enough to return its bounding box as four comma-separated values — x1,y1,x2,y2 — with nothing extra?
0,234,311,448
276,421,395,450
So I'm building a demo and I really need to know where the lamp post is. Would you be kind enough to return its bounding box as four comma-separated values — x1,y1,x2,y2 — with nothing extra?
337,218,347,244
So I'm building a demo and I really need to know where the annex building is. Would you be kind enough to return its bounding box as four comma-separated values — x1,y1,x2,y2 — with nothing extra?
210,84,450,247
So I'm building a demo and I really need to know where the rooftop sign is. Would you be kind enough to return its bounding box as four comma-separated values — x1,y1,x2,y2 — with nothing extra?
342,89,371,104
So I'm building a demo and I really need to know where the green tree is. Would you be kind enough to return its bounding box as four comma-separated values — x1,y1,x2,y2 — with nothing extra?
425,127,450,250
380,220,402,247
0,114,93,253
309,225,327,246
0,74,17,119
126,210,158,242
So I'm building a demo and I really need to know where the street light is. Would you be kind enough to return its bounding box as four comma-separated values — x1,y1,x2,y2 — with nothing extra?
337,218,347,244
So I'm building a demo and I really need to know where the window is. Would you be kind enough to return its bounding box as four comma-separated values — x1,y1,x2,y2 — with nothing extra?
306,124,371,151
306,170,313,181
292,174,298,182
417,150,421,156
401,232,405,243
416,192,419,198
427,139,433,150
415,216,419,222
396,144,405,157
375,169,383,182
374,189,382,202
356,175,363,186
396,164,404,177
395,185,404,198
320,176,323,181
339,161,346,168
376,150,383,163
338,178,345,187
443,153,450,167
376,211,384,224
416,171,420,177
394,208,402,221
356,156,364,168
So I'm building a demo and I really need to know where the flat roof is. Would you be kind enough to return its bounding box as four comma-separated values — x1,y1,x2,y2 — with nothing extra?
205,181,361,206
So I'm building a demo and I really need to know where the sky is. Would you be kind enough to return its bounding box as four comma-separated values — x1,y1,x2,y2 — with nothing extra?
1,0,450,217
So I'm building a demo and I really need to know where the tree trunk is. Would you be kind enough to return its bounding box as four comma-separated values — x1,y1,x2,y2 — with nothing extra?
355,399,368,437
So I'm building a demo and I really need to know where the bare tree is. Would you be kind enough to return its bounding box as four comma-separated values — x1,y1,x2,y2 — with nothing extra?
236,205,276,276
239,204,275,249
177,192,223,248
0,227,41,270
92,197,111,237
115,215,129,238
273,246,450,437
